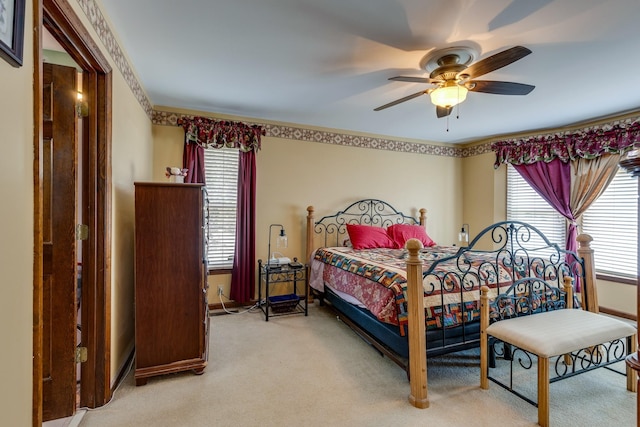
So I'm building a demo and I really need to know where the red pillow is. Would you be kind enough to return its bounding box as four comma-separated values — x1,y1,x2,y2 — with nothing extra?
345,224,395,250
387,223,436,248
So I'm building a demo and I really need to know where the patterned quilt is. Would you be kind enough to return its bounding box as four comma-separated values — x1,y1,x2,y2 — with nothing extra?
312,246,525,335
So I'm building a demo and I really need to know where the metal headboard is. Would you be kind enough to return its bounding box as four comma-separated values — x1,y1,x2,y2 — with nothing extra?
312,199,422,249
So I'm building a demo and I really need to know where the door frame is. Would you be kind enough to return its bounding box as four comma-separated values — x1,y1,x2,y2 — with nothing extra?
33,0,112,424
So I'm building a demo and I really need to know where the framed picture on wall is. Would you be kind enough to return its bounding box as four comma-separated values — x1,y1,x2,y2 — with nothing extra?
0,0,25,67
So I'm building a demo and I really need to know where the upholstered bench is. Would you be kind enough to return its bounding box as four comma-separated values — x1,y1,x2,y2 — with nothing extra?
479,279,637,427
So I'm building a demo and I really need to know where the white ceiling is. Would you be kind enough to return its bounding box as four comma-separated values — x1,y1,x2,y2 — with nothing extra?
98,0,640,144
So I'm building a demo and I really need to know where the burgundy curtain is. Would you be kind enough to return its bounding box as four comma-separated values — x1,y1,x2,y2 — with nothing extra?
177,115,264,151
230,150,256,303
178,115,265,304
492,119,640,169
182,141,206,184
513,159,577,252
513,159,586,293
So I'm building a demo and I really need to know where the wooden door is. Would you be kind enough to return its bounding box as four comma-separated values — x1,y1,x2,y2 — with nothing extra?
42,62,79,421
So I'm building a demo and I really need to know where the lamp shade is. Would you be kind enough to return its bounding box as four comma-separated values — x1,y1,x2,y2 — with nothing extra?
430,83,468,107
276,229,288,248
458,223,469,245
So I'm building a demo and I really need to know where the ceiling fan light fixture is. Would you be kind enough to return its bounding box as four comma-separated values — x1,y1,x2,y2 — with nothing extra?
430,83,468,108
375,46,533,116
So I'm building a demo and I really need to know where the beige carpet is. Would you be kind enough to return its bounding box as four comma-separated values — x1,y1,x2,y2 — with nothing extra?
79,302,636,427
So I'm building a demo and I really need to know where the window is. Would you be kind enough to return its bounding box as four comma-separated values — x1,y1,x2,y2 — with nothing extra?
581,169,637,278
507,164,638,279
506,165,566,251
204,148,238,269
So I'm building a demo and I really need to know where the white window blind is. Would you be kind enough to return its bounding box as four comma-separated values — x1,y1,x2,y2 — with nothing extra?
507,164,638,279
506,164,567,253
581,168,637,278
204,148,238,268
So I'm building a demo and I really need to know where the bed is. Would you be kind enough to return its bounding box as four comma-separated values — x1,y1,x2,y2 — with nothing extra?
305,199,599,408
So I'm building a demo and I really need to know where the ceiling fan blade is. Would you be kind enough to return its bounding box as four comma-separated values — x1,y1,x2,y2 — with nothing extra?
460,46,532,79
436,106,452,118
388,76,436,84
469,80,535,95
374,90,427,111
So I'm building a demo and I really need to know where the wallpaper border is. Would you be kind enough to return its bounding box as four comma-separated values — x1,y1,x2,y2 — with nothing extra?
151,110,484,158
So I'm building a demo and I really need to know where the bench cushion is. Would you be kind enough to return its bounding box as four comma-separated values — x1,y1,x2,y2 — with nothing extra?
486,310,636,358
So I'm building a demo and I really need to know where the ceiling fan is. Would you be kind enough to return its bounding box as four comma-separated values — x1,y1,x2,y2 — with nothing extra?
374,45,535,118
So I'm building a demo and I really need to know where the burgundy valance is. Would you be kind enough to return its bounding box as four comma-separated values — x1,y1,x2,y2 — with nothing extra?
492,119,640,168
177,116,265,152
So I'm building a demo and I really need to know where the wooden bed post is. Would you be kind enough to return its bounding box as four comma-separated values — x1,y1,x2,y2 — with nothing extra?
563,276,574,309
419,208,427,227
406,238,429,409
306,206,315,264
306,206,315,302
577,233,599,313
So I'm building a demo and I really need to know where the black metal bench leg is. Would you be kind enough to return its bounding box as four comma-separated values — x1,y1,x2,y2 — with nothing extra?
504,342,513,361
488,337,496,368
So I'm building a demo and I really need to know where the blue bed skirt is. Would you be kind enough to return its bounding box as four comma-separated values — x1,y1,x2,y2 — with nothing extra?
323,287,481,361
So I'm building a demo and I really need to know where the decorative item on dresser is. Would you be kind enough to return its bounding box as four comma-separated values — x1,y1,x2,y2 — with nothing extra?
165,166,189,183
133,182,210,386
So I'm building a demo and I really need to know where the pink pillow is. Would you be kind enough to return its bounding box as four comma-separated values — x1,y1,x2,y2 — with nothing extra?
345,224,395,250
387,223,436,248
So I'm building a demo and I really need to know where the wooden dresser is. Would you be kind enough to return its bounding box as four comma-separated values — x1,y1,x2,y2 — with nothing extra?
134,182,209,385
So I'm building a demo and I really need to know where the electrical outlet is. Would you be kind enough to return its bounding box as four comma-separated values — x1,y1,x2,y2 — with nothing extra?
217,286,223,296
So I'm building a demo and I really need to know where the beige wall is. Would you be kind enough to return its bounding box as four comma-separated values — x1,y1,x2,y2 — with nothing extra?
258,134,463,258
461,151,509,250
109,83,154,377
0,1,34,424
462,151,504,240
599,279,637,315
152,124,184,181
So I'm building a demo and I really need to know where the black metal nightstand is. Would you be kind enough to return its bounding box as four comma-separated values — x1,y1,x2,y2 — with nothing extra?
257,258,309,321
